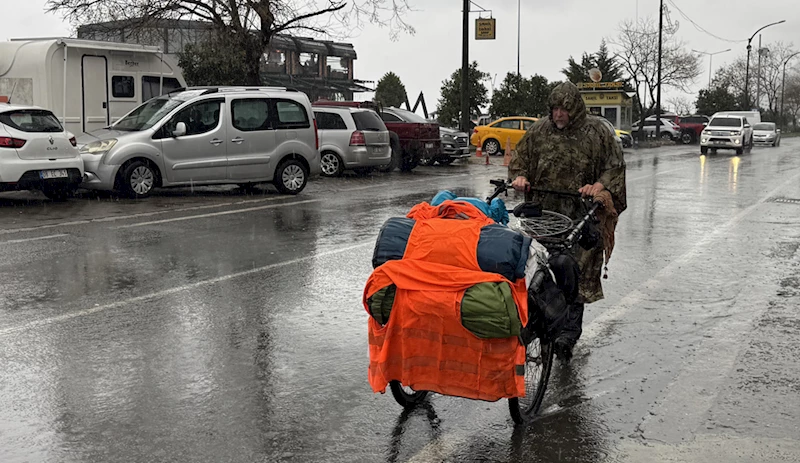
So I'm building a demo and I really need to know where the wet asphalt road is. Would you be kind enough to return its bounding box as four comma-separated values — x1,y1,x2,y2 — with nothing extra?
2,141,800,463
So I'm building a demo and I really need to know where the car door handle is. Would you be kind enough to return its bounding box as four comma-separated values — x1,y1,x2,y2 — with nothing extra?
210,139,223,146
231,137,244,144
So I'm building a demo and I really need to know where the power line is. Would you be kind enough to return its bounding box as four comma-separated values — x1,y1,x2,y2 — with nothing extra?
665,0,746,44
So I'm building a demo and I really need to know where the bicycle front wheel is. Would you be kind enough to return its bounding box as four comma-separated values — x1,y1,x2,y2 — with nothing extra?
508,338,554,424
389,381,429,409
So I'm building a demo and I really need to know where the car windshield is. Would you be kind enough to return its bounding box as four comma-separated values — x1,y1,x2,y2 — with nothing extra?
0,110,63,133
112,97,186,131
388,109,429,123
753,123,775,131
709,117,742,128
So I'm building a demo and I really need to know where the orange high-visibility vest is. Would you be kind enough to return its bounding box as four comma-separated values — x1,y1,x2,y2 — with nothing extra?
364,200,529,402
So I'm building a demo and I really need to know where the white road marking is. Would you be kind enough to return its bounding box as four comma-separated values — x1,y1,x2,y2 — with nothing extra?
0,241,373,337
0,234,69,245
111,199,321,229
0,195,294,235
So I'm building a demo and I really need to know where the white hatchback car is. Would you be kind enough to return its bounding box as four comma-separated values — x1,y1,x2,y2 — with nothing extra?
0,102,84,200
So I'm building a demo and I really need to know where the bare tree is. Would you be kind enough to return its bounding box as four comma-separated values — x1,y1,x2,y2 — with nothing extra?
610,17,701,116
46,0,415,85
783,71,800,130
667,96,694,115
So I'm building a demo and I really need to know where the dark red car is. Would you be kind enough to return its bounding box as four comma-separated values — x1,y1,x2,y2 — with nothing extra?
676,115,710,144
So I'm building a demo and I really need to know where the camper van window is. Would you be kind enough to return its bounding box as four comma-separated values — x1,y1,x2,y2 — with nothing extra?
114,97,185,131
0,110,63,133
112,76,135,98
142,76,183,101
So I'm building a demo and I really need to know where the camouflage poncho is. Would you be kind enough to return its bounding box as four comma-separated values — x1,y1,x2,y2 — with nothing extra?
508,82,627,303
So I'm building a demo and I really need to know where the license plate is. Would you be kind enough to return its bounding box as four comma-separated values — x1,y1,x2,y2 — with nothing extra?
425,143,434,149
40,169,68,179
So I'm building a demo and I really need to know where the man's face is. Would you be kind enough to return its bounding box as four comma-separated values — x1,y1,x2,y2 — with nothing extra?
553,107,570,129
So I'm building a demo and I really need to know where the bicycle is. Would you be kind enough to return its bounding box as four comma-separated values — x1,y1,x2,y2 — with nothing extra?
388,179,601,425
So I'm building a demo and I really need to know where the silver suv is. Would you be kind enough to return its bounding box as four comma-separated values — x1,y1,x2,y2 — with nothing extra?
0,103,84,200
700,115,753,155
78,87,320,198
313,107,391,176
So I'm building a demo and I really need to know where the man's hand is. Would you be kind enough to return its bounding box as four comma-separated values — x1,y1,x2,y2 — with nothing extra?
579,182,605,198
511,176,531,192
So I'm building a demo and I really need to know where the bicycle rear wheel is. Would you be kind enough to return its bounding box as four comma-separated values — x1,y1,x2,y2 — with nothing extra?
508,338,554,424
389,381,429,409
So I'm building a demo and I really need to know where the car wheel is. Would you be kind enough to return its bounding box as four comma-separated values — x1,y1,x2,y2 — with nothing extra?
681,132,694,144
400,152,418,172
700,146,708,155
320,151,344,177
377,135,401,173
483,139,501,156
274,159,308,195
661,132,673,141
41,185,75,201
120,160,157,198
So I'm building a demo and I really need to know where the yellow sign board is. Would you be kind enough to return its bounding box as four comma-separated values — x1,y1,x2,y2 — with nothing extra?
476,18,496,40
582,92,623,105
577,82,625,89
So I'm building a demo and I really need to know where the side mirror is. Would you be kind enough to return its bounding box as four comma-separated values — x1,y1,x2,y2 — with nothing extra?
744,124,751,129
777,128,781,133
703,122,708,126
172,122,187,137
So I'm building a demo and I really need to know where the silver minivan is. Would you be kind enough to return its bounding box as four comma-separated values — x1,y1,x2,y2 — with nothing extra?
78,87,320,197
313,107,391,176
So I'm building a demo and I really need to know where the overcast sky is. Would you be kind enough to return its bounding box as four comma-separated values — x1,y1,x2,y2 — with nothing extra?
3,0,799,114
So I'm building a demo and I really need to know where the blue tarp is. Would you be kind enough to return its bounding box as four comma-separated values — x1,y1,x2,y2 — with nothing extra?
430,191,510,225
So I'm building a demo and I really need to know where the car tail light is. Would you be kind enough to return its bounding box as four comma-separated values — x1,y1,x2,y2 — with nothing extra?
0,136,25,148
349,130,366,146
313,118,319,150
69,136,77,147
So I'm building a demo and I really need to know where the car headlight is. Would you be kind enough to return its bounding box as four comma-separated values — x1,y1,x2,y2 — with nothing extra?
729,131,741,136
442,134,455,141
80,139,118,155
701,138,708,143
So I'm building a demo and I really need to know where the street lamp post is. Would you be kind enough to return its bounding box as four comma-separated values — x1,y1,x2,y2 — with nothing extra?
745,20,785,109
781,51,800,131
693,48,731,87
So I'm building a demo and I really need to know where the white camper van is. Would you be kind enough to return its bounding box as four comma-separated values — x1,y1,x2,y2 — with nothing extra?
0,38,186,135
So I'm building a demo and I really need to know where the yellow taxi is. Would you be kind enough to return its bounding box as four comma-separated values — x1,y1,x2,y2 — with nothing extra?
470,116,539,155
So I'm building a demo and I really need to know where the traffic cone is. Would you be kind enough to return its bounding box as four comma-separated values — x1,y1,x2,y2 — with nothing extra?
476,146,483,157
503,138,512,166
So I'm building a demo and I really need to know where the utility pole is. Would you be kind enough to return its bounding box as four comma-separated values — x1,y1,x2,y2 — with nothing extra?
655,0,663,140
517,0,521,75
781,52,800,131
756,35,764,110
745,20,786,110
460,0,470,133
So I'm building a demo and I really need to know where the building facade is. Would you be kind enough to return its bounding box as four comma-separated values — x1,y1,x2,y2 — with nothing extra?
78,19,372,101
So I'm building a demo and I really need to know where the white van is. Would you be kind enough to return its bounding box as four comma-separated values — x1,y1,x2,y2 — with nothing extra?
712,111,761,125
0,38,186,136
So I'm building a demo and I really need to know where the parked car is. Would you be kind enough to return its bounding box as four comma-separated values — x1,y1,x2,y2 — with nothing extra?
313,101,440,172
470,116,538,156
617,129,633,148
596,116,625,152
78,87,320,198
377,107,442,170
434,126,470,165
675,115,710,144
700,115,754,155
313,106,391,176
631,118,680,140
752,122,781,147
0,101,83,200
